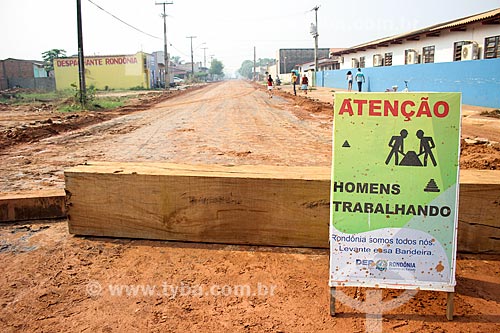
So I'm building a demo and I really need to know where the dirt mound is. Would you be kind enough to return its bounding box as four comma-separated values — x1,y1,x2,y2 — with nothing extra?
0,87,204,151
0,112,111,150
460,140,500,169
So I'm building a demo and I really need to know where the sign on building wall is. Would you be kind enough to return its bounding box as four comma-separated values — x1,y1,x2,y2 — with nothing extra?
330,92,461,291
53,53,149,90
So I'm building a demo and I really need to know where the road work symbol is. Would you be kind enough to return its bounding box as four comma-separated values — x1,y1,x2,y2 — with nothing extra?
385,129,437,167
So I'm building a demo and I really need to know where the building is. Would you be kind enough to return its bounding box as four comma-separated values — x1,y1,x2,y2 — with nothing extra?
318,8,500,107
0,58,54,91
331,8,500,69
277,48,330,74
53,52,150,90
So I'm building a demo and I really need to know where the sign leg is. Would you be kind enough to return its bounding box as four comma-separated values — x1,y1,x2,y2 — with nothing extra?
446,292,454,321
330,287,336,316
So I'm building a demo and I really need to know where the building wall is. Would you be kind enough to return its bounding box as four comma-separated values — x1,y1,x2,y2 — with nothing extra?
0,59,50,90
277,48,330,74
317,57,500,108
8,77,55,91
2,59,35,78
53,52,150,90
340,22,500,69
0,61,7,90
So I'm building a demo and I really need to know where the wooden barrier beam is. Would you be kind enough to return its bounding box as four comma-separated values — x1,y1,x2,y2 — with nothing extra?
0,190,66,222
457,170,500,253
65,162,331,248
64,162,500,251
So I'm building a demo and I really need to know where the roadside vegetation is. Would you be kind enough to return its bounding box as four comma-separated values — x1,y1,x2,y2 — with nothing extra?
0,87,139,112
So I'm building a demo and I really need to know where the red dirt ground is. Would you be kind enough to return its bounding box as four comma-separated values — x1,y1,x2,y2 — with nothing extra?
0,82,499,332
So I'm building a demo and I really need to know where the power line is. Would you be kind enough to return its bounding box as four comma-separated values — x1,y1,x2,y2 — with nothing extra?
87,0,160,40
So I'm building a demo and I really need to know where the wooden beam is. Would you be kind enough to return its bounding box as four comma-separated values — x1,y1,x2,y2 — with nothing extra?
457,170,500,253
65,162,500,252
0,190,66,222
65,162,331,248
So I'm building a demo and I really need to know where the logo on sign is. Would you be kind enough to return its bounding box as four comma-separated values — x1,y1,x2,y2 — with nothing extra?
375,260,388,271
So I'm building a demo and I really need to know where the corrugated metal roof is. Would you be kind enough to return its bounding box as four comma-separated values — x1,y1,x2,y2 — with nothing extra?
332,8,500,55
431,8,500,30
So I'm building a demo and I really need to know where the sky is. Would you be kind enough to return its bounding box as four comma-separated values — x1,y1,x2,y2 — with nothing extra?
1,0,500,76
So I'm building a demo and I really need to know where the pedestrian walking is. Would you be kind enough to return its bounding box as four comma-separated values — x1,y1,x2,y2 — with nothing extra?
346,70,353,92
301,75,309,95
267,74,274,98
291,72,298,96
355,68,365,92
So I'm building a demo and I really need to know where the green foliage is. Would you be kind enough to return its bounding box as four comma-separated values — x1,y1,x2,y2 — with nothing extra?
237,60,254,79
41,49,67,75
237,58,276,79
209,58,224,76
256,58,275,66
170,56,181,64
0,90,72,105
59,83,127,112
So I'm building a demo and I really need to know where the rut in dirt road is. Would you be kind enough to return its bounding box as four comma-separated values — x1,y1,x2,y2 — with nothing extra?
0,80,333,192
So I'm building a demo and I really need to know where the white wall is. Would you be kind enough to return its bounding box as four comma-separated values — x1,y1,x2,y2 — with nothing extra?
339,22,500,69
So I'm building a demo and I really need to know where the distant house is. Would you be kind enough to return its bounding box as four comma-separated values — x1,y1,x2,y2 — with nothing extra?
331,8,500,69
297,57,340,73
0,58,53,91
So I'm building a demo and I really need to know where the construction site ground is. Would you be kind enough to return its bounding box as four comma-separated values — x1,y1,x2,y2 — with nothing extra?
0,80,499,332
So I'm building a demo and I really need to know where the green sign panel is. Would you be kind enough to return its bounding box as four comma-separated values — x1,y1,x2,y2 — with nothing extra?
329,92,461,291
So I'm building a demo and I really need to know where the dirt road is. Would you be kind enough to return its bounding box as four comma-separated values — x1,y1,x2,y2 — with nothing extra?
1,81,499,332
0,81,332,193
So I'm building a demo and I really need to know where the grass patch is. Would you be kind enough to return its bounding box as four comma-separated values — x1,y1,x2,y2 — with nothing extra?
0,90,73,104
57,96,126,112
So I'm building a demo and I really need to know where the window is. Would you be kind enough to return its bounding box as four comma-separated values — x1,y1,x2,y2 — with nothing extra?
359,56,365,68
373,54,383,67
422,46,435,63
484,35,500,59
384,53,392,66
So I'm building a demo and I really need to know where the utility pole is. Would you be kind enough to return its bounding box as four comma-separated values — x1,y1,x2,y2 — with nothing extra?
201,47,208,68
76,0,86,106
311,5,320,87
156,1,173,89
186,36,197,78
253,46,256,81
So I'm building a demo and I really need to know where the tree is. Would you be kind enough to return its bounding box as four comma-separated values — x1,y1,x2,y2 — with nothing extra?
170,55,181,65
257,58,275,67
237,58,276,79
237,60,254,79
209,58,224,76
42,49,67,75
